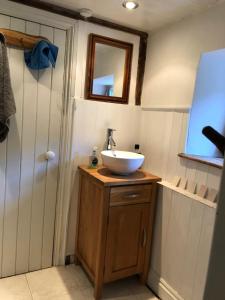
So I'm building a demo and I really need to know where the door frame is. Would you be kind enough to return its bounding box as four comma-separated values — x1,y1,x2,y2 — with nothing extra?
0,0,78,266
53,24,78,265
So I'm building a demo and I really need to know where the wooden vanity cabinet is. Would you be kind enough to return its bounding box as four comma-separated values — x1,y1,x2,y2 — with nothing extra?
75,166,161,300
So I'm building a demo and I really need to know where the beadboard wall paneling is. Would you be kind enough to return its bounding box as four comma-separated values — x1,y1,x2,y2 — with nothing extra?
148,185,216,300
140,110,222,190
140,110,222,300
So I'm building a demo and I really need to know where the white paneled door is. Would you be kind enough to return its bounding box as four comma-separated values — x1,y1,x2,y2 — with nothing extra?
0,14,66,277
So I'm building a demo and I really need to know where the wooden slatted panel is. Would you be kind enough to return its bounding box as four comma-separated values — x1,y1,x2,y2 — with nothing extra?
176,112,189,179
179,200,205,299
165,112,186,182
28,25,54,272
0,14,10,278
14,21,39,276
164,192,192,290
148,186,217,300
0,13,66,277
41,28,66,269
141,110,222,300
1,17,26,278
150,187,173,278
191,207,216,300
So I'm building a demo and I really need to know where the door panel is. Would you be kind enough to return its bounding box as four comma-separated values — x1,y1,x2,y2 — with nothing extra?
0,14,66,277
104,203,150,282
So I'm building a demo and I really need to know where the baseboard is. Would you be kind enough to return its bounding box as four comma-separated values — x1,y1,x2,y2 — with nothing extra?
147,269,184,300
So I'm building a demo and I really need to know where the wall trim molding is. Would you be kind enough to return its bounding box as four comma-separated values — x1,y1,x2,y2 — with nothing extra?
141,105,191,113
148,269,184,300
9,0,148,38
53,26,77,266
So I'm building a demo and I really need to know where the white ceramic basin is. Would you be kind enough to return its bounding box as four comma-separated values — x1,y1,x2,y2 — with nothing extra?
101,150,145,175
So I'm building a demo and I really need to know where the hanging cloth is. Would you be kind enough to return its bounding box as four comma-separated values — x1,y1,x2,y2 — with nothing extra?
0,33,16,143
24,40,58,70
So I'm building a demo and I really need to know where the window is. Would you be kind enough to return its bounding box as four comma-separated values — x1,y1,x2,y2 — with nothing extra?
186,48,225,160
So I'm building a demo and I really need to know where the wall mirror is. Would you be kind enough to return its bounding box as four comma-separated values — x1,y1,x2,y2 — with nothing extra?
86,34,133,104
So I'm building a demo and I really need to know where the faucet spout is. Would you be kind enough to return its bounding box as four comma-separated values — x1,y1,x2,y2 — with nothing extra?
109,136,116,147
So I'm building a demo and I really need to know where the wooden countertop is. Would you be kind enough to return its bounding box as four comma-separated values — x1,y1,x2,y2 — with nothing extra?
78,165,161,187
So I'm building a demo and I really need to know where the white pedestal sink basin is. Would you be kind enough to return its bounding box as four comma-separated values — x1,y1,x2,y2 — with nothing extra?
101,150,145,175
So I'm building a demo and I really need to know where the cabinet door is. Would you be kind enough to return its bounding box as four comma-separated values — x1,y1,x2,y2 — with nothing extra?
104,203,150,282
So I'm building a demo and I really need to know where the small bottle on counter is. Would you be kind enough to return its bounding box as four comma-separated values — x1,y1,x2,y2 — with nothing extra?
89,146,99,169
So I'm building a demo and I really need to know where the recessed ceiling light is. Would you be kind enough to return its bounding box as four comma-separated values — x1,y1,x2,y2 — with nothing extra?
122,1,139,10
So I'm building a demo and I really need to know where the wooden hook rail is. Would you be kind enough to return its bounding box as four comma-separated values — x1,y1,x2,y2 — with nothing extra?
0,28,48,49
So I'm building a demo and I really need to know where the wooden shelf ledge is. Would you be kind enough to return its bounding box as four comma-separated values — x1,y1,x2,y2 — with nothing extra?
178,153,223,169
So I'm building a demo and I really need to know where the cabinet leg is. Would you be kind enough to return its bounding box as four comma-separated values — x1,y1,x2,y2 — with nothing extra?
139,272,147,285
94,282,103,300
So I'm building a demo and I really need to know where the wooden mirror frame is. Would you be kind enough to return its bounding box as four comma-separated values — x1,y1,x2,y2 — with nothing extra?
85,34,133,104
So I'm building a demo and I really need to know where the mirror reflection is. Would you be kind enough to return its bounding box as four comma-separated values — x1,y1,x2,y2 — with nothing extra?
93,44,126,97
86,34,133,104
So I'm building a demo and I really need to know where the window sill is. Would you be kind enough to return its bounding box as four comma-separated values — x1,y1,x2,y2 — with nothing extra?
178,153,224,169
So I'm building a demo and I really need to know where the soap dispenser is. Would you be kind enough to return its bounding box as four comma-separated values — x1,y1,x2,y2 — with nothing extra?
89,146,98,169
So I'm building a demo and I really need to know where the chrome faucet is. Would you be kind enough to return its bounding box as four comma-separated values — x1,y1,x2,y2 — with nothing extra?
106,128,116,150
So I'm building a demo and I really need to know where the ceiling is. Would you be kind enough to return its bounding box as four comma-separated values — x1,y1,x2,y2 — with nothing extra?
45,0,224,31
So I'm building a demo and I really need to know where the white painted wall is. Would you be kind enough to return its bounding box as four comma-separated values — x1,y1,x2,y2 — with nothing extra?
142,1,225,108
74,21,140,106
141,3,225,299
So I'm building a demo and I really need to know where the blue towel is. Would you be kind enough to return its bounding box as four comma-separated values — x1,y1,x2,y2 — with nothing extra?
24,40,58,70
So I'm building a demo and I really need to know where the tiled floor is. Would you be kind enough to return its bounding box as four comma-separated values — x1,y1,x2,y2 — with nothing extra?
0,265,159,300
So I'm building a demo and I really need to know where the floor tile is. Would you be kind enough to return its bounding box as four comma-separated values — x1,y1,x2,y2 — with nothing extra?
0,274,32,300
129,282,159,299
0,265,159,300
82,276,157,300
